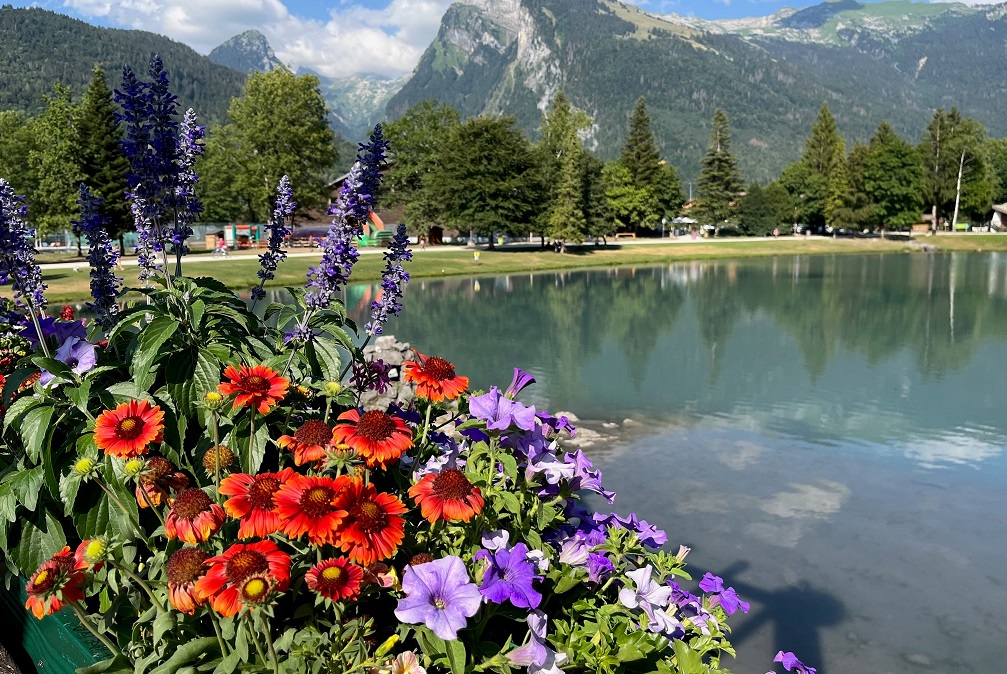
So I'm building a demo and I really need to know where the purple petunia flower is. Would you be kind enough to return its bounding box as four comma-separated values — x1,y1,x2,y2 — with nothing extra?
773,651,817,674
593,512,667,549
475,542,542,609
20,317,86,348
469,386,538,432
562,450,616,503
699,573,750,616
366,223,412,335
253,175,295,303
72,184,122,329
0,180,46,312
586,553,614,584
40,337,98,386
393,556,481,640
504,367,536,399
619,565,673,615
507,610,568,674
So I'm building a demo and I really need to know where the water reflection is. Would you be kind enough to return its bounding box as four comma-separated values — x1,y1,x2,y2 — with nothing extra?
345,252,1007,470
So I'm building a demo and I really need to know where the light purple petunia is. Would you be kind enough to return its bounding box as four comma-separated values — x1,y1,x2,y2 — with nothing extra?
586,553,615,584
699,573,750,616
619,565,673,614
40,337,98,386
593,512,667,548
504,367,536,399
393,556,481,640
507,610,568,674
469,386,538,432
773,651,817,674
475,542,542,609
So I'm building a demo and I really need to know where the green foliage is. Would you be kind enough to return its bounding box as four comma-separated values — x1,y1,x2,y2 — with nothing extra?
986,137,1007,205
739,183,777,236
696,109,742,227
26,83,83,236
620,97,661,190
76,65,130,244
803,103,844,176
779,160,827,226
864,122,923,229
538,91,593,243
431,115,542,246
602,161,657,232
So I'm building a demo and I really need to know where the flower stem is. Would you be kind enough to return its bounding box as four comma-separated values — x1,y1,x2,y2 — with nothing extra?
111,560,165,612
246,614,268,665
95,477,150,548
209,610,229,658
211,413,221,498
69,602,121,657
248,409,256,473
137,483,169,532
419,403,433,447
27,307,52,359
258,612,280,674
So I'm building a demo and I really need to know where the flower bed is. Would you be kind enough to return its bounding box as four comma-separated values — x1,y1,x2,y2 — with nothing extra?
0,57,816,674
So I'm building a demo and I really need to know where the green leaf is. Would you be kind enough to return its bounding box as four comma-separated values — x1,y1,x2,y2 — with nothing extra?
306,337,341,381
212,650,241,674
31,356,75,383
3,394,41,432
152,610,177,645
445,638,466,674
0,482,16,523
148,637,219,674
191,299,206,330
20,405,54,462
194,349,221,399
5,466,44,512
131,315,179,382
15,507,66,576
59,470,82,517
76,655,134,674
553,570,583,594
66,379,92,414
2,366,38,404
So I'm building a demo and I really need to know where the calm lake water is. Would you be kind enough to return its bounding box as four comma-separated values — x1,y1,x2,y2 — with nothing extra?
345,252,1007,674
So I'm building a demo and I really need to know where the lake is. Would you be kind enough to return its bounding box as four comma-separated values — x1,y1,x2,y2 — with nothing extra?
345,252,1007,674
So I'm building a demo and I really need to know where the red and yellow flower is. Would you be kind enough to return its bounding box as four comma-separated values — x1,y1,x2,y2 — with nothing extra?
408,468,485,523
273,474,351,546
165,488,226,544
93,399,164,459
331,409,413,469
135,456,189,509
195,540,291,618
24,546,88,619
165,547,211,614
276,419,334,466
305,558,364,601
217,364,289,414
218,468,296,539
403,353,469,402
332,478,406,565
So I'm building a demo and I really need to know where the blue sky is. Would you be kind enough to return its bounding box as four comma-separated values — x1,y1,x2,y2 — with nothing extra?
5,0,982,78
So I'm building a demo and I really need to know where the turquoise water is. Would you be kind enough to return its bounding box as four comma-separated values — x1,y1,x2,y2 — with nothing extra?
347,253,1007,673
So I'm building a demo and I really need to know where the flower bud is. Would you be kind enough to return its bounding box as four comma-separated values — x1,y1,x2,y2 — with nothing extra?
80,537,109,565
201,445,236,476
123,458,145,478
323,381,342,397
202,391,225,411
72,456,97,477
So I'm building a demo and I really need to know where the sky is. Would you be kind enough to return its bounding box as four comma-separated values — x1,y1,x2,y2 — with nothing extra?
6,0,993,79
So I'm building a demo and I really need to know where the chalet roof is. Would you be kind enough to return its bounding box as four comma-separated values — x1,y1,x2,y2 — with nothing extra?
992,203,1007,215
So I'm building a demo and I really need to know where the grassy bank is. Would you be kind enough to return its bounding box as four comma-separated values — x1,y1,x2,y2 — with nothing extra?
22,237,932,303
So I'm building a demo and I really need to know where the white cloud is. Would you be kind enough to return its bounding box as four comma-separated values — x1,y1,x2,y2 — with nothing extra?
62,0,453,79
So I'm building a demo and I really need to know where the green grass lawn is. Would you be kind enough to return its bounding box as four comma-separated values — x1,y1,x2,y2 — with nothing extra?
22,237,930,303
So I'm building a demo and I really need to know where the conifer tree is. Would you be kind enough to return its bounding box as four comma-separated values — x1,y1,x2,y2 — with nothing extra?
76,64,130,248
537,91,591,245
620,97,661,190
825,157,849,229
696,109,742,227
803,103,843,176
548,155,587,250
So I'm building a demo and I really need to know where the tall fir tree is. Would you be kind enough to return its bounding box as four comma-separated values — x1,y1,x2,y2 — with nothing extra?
538,91,591,245
696,109,742,227
803,103,844,176
620,97,661,190
548,154,587,250
824,158,849,229
76,64,130,248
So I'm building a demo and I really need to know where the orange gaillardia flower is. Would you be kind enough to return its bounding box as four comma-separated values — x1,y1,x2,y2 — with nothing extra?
218,364,289,414
219,468,295,539
165,547,211,614
195,540,291,617
331,409,413,469
332,478,406,565
274,474,351,546
277,420,334,466
165,488,226,544
135,456,189,509
408,468,485,523
93,399,164,459
305,558,364,601
403,354,469,402
24,546,89,619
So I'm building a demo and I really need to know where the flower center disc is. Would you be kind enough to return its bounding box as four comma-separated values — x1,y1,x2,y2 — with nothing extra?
299,485,336,518
172,489,213,519
432,469,473,500
423,357,456,381
32,569,52,590
247,476,281,510
355,411,396,442
321,566,344,582
242,375,269,392
241,577,269,603
295,420,333,446
166,548,210,584
116,416,143,440
141,457,172,483
351,499,388,533
226,550,269,582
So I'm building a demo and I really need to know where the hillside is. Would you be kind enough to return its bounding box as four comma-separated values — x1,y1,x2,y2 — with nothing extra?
385,0,1007,182
207,29,284,73
0,7,245,124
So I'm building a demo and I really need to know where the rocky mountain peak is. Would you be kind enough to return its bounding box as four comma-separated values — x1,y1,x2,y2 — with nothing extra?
208,29,284,74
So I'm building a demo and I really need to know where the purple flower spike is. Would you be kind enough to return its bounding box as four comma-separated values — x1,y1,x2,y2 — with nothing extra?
366,223,411,335
253,175,295,303
774,651,817,674
505,367,536,399
72,184,121,329
394,556,481,640
0,180,46,311
507,610,568,674
475,542,542,609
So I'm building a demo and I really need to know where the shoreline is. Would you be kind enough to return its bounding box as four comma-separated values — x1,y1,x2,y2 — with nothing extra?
20,234,1007,303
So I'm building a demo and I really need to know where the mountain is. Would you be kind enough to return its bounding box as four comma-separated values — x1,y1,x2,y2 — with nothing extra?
385,0,1007,182
0,6,245,123
207,29,284,73
318,73,411,140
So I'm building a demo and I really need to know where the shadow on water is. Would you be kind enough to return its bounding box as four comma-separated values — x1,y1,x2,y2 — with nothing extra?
715,561,846,672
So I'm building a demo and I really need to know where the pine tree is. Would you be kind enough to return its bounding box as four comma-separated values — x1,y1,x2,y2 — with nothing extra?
803,103,843,176
537,91,591,245
696,109,742,227
548,154,587,250
620,97,661,190
825,158,849,229
76,64,130,248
